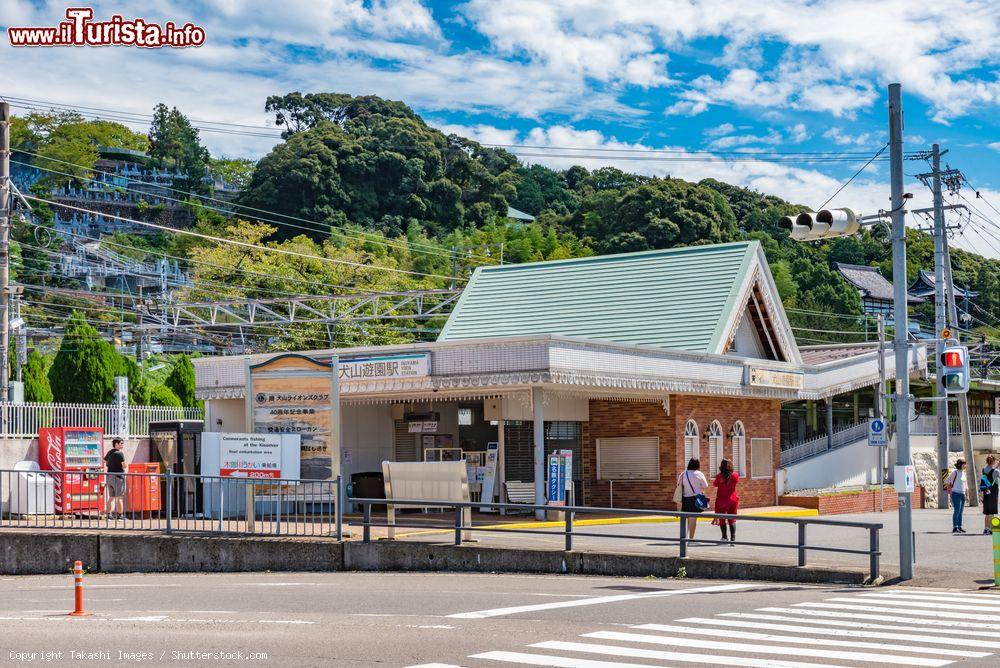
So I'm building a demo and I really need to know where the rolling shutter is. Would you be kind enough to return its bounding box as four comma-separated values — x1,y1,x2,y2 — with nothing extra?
393,420,417,462
596,437,660,481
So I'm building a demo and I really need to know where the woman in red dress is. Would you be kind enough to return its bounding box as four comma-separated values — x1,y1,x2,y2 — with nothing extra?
713,458,739,543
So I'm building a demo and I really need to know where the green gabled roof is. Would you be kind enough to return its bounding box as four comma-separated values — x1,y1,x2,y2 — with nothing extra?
438,241,759,353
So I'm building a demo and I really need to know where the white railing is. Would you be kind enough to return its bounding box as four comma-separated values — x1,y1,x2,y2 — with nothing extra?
910,414,1000,436
780,419,870,466
0,403,203,438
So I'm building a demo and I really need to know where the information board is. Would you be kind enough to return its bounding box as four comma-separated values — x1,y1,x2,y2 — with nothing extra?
246,353,339,480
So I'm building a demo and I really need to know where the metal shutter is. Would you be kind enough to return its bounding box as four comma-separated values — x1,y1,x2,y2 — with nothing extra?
393,420,417,462
596,437,660,481
504,421,533,483
750,437,773,479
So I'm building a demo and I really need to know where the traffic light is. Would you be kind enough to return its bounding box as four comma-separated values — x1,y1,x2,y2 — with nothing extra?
940,345,970,394
778,207,861,241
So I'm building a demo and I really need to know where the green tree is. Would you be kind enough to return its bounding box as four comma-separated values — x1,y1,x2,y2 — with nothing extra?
148,384,183,408
148,103,211,193
48,313,121,402
165,355,196,406
23,351,53,403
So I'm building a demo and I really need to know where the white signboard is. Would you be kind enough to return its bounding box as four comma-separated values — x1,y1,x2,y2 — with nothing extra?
339,353,429,381
407,421,439,433
747,367,805,390
894,464,916,493
220,433,283,479
868,418,888,447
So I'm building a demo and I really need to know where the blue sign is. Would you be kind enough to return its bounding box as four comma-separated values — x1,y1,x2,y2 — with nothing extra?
548,455,564,503
868,418,887,447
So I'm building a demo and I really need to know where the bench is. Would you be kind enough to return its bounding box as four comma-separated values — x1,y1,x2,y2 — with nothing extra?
504,481,535,512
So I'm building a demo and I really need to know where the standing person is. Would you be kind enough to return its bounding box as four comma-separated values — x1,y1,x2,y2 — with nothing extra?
981,455,999,535
678,458,709,540
944,458,968,534
713,458,740,544
104,437,126,520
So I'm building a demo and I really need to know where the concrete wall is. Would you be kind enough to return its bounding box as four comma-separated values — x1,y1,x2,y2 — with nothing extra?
203,398,245,433
778,438,880,494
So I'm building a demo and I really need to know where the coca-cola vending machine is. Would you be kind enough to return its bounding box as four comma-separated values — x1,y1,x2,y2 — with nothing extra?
38,427,105,514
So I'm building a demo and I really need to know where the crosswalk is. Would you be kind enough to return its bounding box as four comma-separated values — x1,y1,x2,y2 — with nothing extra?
410,588,1000,667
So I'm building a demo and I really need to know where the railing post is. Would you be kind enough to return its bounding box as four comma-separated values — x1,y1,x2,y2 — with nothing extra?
869,526,880,582
797,522,806,567
565,509,574,552
679,513,687,558
164,469,173,535
454,506,463,546
363,502,371,543
335,476,343,541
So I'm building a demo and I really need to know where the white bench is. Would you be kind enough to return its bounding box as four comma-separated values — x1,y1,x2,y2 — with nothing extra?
504,481,535,512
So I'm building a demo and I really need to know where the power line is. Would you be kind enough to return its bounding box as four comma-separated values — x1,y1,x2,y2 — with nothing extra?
818,143,889,210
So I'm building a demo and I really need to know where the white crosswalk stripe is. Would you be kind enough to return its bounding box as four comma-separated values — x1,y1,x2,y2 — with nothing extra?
441,588,1000,668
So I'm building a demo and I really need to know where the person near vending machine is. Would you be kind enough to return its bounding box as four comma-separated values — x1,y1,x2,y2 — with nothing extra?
981,455,999,535
104,438,127,519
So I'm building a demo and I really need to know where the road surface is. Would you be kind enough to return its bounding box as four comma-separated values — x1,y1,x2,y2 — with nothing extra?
1,571,998,667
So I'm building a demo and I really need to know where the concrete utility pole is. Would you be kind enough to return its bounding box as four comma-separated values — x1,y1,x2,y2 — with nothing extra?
877,314,886,513
931,144,951,509
943,222,979,505
888,83,914,580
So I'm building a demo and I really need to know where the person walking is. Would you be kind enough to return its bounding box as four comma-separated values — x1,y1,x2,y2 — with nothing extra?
678,458,709,540
713,458,740,544
981,455,999,535
944,459,969,534
104,437,127,520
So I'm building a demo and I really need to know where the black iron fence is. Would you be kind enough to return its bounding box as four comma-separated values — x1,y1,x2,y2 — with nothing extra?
0,468,342,539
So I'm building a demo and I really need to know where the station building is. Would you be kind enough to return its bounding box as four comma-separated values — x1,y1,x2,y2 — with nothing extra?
194,241,922,509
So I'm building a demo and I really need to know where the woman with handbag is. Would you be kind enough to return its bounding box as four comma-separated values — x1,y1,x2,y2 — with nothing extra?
676,458,710,540
713,458,739,544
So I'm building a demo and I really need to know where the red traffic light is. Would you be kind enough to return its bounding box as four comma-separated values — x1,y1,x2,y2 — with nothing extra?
942,350,964,367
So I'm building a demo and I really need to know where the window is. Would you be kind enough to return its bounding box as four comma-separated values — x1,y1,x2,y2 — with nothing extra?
731,421,746,476
457,407,473,426
708,420,724,475
750,437,774,479
596,437,660,481
683,420,699,463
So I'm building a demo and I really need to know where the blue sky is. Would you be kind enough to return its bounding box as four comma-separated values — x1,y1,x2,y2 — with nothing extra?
4,0,1000,253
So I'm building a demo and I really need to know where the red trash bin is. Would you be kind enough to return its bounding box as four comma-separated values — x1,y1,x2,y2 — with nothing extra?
125,463,162,513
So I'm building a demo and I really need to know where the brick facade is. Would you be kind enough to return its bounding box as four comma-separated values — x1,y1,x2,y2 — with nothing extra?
582,395,781,510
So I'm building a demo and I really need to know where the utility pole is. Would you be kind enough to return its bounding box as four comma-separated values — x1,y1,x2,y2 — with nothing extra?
888,83,914,580
1,102,11,414
944,223,979,505
931,144,951,509
876,314,886,513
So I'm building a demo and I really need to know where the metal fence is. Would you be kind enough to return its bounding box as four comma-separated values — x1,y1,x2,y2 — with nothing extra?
910,414,1000,436
0,468,342,538
0,403,203,438
351,497,884,582
780,419,870,466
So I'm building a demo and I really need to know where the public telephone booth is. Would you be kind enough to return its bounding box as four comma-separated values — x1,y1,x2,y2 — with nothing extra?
38,426,105,514
149,420,204,516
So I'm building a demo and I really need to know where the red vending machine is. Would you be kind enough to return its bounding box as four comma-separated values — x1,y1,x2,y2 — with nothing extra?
38,427,105,514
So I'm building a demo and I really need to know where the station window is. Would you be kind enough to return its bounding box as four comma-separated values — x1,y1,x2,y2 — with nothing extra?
750,438,774,479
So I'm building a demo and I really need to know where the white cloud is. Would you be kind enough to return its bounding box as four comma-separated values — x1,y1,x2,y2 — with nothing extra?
788,123,809,143
703,123,736,138
823,128,882,147
707,130,783,150
988,142,1000,153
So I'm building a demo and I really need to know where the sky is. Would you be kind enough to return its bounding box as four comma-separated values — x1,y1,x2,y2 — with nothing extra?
3,0,1000,256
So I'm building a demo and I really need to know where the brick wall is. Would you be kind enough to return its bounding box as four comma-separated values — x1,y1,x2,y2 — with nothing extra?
779,487,925,514
582,395,781,510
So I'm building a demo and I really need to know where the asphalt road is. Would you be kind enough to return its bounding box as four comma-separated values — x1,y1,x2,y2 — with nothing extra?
1,571,998,667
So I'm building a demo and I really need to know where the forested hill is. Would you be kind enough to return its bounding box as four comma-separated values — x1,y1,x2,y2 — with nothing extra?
12,92,1000,353
240,92,1000,343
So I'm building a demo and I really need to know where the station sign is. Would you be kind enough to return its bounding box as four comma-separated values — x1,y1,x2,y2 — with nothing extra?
339,353,429,381
746,366,805,390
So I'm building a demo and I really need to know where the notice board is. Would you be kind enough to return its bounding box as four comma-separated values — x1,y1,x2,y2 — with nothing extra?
246,353,340,480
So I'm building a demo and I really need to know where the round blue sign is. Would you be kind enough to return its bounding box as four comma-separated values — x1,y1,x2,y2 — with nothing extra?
871,419,885,433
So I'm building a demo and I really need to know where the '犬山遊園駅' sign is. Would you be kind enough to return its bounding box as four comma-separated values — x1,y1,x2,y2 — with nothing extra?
338,353,429,381
746,366,804,390
246,353,339,480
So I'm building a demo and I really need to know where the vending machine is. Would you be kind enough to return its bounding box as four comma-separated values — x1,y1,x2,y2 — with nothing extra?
38,426,105,514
